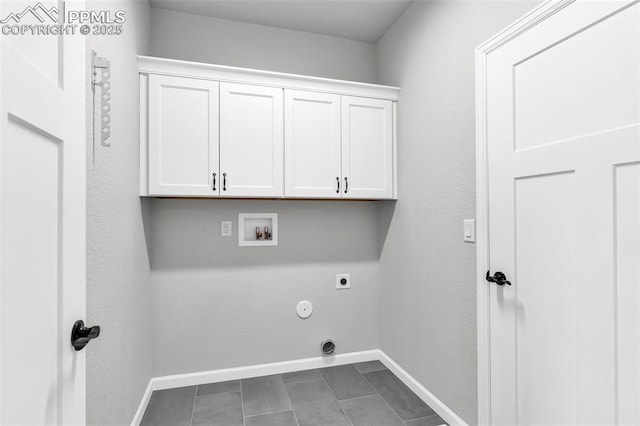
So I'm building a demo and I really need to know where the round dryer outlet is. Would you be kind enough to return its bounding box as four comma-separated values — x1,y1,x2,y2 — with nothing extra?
296,300,313,319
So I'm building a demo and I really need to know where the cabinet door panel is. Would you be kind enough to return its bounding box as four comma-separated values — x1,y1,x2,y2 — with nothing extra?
341,96,393,199
285,90,341,198
148,75,219,196
220,83,284,197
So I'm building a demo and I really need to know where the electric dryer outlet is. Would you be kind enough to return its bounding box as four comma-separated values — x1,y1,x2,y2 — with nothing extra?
336,274,351,289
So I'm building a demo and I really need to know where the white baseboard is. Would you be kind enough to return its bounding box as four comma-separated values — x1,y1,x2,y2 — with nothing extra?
378,351,467,426
130,380,153,426
151,349,379,391
131,349,467,426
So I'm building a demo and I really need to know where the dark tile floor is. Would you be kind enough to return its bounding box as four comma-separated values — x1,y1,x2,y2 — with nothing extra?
140,361,448,426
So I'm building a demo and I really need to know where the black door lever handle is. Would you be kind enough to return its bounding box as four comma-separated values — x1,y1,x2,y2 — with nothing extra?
71,320,100,351
486,270,511,286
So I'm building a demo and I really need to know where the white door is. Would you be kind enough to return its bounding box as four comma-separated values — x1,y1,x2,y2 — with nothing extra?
484,1,640,424
220,82,284,197
341,96,393,199
284,89,341,198
148,75,220,196
0,0,87,424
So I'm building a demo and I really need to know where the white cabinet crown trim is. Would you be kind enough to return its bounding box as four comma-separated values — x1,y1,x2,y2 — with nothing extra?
138,56,400,101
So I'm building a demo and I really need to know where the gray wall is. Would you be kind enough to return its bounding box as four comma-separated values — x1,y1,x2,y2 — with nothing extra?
149,199,382,376
146,9,385,377
376,1,538,424
89,3,540,422
150,7,378,83
86,1,152,424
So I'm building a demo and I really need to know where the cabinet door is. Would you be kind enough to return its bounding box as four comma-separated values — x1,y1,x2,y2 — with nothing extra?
148,75,219,196
285,90,342,198
341,96,393,199
220,83,284,197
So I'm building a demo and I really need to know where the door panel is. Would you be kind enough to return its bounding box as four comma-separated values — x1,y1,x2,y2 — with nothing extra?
148,75,219,196
284,90,341,198
2,117,61,425
615,162,640,425
514,1,639,150
0,1,86,423
514,172,577,425
341,96,393,199
486,1,640,424
220,82,283,197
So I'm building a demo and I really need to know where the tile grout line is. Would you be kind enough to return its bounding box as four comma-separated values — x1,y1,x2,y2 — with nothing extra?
244,408,300,424
406,414,448,426
240,379,246,426
361,368,442,424
188,386,197,426
283,378,321,385
283,377,303,426
244,408,295,419
360,368,406,425
354,366,383,400
281,372,324,386
290,408,301,426
319,370,354,426
356,367,388,374
352,361,387,376
278,374,299,426
337,394,380,403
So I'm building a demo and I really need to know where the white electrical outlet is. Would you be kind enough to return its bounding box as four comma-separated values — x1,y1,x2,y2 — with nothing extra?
336,274,351,289
221,220,232,237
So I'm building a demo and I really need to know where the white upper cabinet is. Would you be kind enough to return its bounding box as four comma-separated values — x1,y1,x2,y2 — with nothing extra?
220,83,284,197
139,56,399,200
148,75,219,196
341,96,393,199
284,90,342,198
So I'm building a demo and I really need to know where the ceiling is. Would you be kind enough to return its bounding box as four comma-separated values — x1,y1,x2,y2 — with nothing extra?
148,0,412,43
